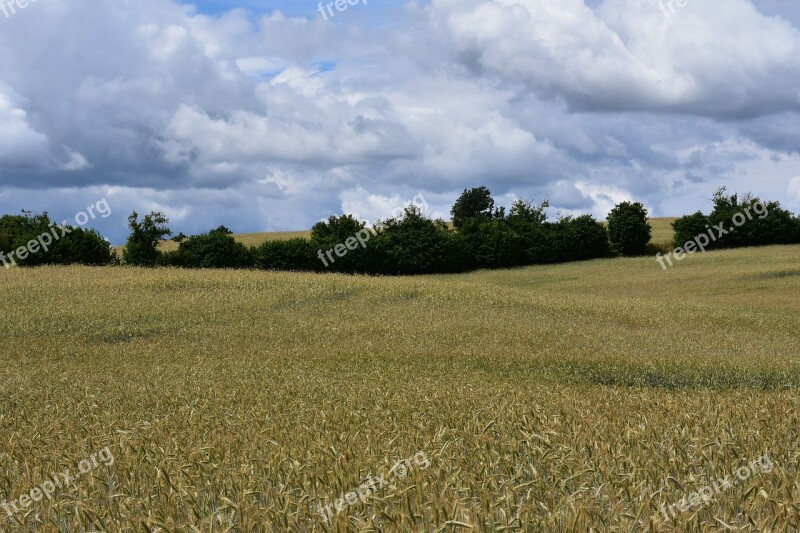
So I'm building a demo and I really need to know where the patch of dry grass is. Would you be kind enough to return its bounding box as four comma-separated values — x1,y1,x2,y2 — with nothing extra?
1,244,799,531
112,230,312,255
650,217,677,250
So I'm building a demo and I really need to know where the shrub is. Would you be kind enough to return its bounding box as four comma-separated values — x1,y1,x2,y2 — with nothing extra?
506,200,557,264
254,238,317,271
41,227,116,266
370,206,464,275
310,215,374,273
673,189,800,250
553,215,612,262
162,226,253,269
607,202,651,256
0,211,115,267
458,218,523,269
672,212,709,249
708,190,797,248
123,211,170,267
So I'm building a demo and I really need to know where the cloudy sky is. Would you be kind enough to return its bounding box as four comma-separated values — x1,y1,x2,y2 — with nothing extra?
1,0,800,243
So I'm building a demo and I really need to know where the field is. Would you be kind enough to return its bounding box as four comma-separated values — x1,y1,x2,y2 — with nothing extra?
2,243,800,531
649,217,678,251
112,231,312,256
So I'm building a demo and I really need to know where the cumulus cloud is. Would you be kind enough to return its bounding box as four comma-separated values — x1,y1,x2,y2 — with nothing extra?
0,0,799,243
439,0,800,116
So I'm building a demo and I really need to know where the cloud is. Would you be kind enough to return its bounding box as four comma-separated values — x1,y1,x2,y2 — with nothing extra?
439,0,800,116
789,176,800,203
0,0,799,244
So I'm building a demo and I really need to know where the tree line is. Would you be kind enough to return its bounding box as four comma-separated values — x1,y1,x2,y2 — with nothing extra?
2,187,799,274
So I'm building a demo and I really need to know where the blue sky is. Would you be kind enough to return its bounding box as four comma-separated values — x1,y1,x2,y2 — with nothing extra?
189,0,310,15
183,0,415,21
1,0,800,243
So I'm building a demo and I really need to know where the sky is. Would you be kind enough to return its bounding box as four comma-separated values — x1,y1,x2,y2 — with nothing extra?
1,0,800,244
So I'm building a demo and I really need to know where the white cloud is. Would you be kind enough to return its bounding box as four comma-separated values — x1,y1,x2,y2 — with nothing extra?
789,176,800,203
0,0,799,243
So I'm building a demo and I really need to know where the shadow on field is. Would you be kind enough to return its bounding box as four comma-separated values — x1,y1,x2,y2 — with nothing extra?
745,269,800,280
465,358,800,391
559,361,799,391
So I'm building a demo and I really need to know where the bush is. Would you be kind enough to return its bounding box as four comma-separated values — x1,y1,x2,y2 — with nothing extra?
0,211,115,267
42,227,116,266
160,226,253,269
310,215,375,273
254,238,317,271
672,212,709,249
709,190,797,248
458,218,523,269
553,215,612,262
369,206,464,275
607,202,651,256
672,189,800,250
123,211,171,267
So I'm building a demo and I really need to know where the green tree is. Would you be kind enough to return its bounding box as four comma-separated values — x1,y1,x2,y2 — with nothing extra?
672,211,709,249
122,211,171,267
370,206,463,274
0,211,114,267
607,202,652,256
160,226,253,269
310,214,373,272
507,199,549,228
451,187,502,230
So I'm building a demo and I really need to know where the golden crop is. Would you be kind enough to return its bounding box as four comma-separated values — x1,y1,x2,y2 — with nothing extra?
1,242,799,531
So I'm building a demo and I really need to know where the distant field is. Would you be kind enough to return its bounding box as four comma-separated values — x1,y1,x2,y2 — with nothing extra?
113,230,312,256
649,217,677,250
2,244,799,530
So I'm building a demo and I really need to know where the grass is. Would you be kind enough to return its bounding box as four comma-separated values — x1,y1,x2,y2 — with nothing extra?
1,244,799,530
649,217,677,250
112,230,312,256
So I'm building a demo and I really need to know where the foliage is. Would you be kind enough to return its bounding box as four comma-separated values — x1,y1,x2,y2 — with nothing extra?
672,188,800,249
458,218,524,269
369,206,466,274
0,211,115,266
607,202,652,256
553,215,612,262
450,186,503,230
672,212,709,249
254,238,318,271
117,190,613,275
158,226,253,269
122,211,171,267
310,214,374,273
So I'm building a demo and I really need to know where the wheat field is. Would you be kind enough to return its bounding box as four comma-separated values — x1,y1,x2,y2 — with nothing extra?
1,244,800,531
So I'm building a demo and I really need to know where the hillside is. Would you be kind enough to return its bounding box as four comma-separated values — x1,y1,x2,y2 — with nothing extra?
1,244,799,529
